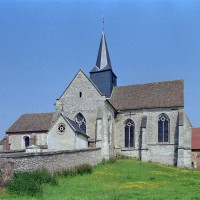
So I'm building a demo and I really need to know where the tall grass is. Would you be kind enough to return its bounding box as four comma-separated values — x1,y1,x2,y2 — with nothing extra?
58,163,93,177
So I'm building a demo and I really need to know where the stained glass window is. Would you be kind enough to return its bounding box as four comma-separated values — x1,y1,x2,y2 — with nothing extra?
124,119,134,148
75,113,86,133
158,114,169,143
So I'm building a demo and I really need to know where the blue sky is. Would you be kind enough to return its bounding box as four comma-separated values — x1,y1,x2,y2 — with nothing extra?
0,0,200,139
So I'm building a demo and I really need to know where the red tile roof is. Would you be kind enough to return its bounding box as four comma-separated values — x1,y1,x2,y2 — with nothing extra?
6,113,54,133
192,128,200,149
109,80,184,110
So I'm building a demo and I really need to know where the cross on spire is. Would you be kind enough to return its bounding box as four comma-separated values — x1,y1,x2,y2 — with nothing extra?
102,15,105,31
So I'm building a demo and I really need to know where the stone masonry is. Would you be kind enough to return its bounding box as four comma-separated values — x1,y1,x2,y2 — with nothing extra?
0,148,101,173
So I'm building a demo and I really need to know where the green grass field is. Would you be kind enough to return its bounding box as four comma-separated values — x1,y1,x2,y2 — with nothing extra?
1,158,200,200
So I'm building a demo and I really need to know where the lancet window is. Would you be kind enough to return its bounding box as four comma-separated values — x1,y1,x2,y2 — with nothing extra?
158,114,169,143
124,119,135,148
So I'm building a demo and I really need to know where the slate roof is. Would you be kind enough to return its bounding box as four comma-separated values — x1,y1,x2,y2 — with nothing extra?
109,80,184,110
6,113,54,133
62,114,89,138
192,128,200,150
90,32,112,73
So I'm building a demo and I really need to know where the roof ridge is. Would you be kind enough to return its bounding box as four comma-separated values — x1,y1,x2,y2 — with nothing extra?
114,79,184,89
20,112,54,116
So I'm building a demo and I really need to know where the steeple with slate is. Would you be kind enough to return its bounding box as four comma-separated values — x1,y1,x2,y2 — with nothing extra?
90,32,117,98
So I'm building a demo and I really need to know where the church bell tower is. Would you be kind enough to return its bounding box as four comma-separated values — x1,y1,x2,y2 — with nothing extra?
90,32,117,98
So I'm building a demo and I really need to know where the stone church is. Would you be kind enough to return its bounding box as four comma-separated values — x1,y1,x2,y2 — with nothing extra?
2,32,192,168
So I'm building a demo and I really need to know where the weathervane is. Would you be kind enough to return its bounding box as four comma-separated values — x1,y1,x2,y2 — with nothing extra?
102,15,105,31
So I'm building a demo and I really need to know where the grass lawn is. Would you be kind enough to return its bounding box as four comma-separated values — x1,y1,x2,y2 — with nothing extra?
1,158,200,200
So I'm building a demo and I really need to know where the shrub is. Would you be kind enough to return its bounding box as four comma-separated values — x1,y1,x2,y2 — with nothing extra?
76,164,93,175
102,157,117,164
149,177,155,181
57,164,92,178
31,169,57,186
7,169,57,196
7,172,42,196
108,157,117,163
60,168,77,177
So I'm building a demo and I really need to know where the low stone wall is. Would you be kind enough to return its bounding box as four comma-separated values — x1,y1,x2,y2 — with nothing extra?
0,148,101,175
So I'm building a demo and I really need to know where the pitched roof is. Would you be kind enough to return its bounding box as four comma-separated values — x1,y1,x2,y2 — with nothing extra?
61,114,89,138
90,31,112,73
109,80,184,110
6,113,54,133
192,128,200,150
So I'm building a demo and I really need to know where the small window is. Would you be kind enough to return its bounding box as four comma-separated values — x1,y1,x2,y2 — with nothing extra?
24,136,30,147
79,92,82,98
158,114,169,143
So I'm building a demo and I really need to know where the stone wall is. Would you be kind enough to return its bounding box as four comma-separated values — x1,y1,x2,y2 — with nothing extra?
192,150,200,168
114,109,178,148
49,116,75,150
0,148,101,174
0,160,14,186
55,70,106,141
53,70,113,159
8,132,47,151
148,144,175,165
177,112,192,168
113,108,192,168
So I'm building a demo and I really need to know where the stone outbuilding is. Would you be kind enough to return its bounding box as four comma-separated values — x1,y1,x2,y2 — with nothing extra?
3,113,53,151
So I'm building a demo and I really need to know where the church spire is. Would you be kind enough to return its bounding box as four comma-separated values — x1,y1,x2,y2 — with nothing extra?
95,32,112,71
90,31,117,98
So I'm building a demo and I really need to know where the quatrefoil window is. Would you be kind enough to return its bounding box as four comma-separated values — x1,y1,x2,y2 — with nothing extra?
58,123,66,133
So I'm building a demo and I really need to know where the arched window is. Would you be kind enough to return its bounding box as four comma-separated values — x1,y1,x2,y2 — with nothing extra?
75,113,86,133
24,136,30,148
158,114,169,143
124,119,135,148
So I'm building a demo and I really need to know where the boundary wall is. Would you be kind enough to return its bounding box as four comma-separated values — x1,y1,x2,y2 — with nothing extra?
0,148,101,184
